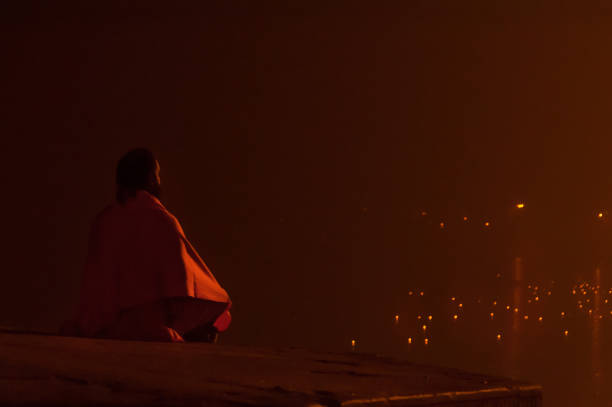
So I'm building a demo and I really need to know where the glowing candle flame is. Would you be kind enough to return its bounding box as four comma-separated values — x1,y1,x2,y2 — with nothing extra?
453,314,458,320
422,325,427,331
516,203,525,209
497,333,502,341
538,316,543,322
564,330,569,337
408,337,412,344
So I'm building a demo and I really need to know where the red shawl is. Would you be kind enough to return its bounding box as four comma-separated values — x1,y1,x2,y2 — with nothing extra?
75,191,231,338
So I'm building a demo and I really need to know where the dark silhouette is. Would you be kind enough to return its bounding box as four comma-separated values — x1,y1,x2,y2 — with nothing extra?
62,149,231,342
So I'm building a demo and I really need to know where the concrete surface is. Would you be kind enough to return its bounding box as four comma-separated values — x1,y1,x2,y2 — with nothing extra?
0,331,542,406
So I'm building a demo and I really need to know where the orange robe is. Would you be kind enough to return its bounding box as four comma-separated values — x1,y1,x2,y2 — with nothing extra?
73,190,231,341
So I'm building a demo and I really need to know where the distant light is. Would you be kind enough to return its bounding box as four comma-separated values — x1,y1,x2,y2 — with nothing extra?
451,297,456,301
421,211,428,216
408,337,412,344
395,314,399,322
351,339,356,348
514,307,519,313
463,216,468,221
564,330,569,337
490,312,494,319
417,315,422,320
458,303,463,308
497,333,502,341
538,316,543,322
535,296,539,301
484,221,491,227
422,325,427,331
408,291,413,296
561,312,566,317
597,212,604,219
523,315,529,320
506,305,511,310
453,314,458,320
428,315,433,321
420,291,424,296
424,338,429,345
439,222,445,229
516,203,525,209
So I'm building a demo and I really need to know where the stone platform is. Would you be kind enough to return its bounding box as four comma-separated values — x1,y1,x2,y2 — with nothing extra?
0,331,542,406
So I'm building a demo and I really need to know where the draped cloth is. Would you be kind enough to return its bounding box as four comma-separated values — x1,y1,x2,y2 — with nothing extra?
70,190,231,342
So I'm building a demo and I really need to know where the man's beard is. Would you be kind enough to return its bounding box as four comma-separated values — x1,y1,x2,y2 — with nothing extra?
149,181,162,200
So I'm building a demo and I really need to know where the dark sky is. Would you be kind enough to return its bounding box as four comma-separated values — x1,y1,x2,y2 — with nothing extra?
3,1,612,350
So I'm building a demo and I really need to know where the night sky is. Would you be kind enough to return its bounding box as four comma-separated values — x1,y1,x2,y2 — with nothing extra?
4,1,612,350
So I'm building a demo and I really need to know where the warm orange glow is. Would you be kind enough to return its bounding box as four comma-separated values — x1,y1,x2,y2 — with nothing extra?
417,315,422,320
424,338,429,345
408,337,412,344
458,303,463,308
427,315,433,321
484,221,491,227
538,316,543,322
421,211,427,216
420,291,424,296
422,325,427,331
535,296,539,301
394,314,399,322
497,333,502,341
514,307,519,313
453,314,458,320
408,291,413,296
564,330,569,337
351,339,356,347
490,312,494,319
561,312,566,317
506,305,511,310
516,203,525,209
451,297,456,301
523,315,529,320
597,212,604,219
463,216,468,221
439,222,445,229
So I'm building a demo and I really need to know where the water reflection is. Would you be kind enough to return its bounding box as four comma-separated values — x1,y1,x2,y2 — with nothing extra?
372,268,612,406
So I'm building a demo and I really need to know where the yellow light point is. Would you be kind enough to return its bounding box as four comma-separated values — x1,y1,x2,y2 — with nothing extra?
572,289,576,295
605,299,609,304
523,315,529,320
538,316,543,322
351,339,356,347
424,338,429,345
535,296,539,301
492,301,497,306
484,221,491,227
439,222,445,229
514,307,519,313
428,315,433,321
453,314,458,320
598,212,604,219
451,297,456,301
496,333,502,341
579,304,583,309
516,203,525,209
417,315,422,320
395,314,399,322
564,330,569,337
458,303,463,308
561,312,566,317
422,325,427,331
589,309,593,315
408,337,412,344
490,312,494,319
506,305,511,310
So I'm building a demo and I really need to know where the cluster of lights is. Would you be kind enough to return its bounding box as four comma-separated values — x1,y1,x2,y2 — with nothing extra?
420,202,609,231
349,278,612,351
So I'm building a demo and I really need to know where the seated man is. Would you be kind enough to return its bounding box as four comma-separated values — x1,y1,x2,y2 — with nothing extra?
63,148,231,342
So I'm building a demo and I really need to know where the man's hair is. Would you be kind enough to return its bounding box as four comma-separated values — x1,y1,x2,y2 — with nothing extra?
116,148,161,204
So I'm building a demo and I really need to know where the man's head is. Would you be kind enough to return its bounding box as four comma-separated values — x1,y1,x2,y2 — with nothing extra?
116,148,162,204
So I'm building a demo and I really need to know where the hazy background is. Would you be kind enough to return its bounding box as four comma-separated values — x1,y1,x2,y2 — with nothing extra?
3,1,612,352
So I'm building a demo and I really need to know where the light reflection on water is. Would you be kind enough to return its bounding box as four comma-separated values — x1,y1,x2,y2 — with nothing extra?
371,268,612,407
